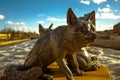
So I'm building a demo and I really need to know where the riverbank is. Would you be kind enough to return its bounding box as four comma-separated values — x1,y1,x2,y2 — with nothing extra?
0,39,31,47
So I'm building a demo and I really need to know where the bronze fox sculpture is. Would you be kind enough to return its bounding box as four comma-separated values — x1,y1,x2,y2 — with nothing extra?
39,23,100,72
3,8,97,80
39,13,100,72
38,7,99,71
24,8,97,80
24,8,96,80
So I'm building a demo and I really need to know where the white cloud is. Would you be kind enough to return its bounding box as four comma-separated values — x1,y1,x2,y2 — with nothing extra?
37,21,45,24
46,16,66,22
0,14,5,20
14,22,20,25
98,7,111,13
97,4,120,19
20,22,26,25
98,4,111,13
106,4,110,8
80,0,107,5
75,8,79,11
14,25,37,32
96,24,113,31
6,21,33,32
80,0,90,5
6,21,14,25
115,0,118,2
114,10,118,12
96,12,120,19
6,21,26,26
17,25,34,32
92,0,106,4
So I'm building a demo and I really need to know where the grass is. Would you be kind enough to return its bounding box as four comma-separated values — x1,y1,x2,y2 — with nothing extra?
90,39,120,50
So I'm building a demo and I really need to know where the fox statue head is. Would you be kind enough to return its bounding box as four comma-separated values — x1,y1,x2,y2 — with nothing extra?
67,8,97,44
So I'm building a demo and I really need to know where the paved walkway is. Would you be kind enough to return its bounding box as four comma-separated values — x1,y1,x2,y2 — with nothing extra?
0,39,120,80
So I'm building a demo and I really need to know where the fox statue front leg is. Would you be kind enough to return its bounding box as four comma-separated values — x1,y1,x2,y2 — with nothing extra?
66,54,85,76
56,58,74,80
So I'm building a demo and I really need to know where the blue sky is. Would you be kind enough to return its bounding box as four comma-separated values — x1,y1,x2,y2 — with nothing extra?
0,0,120,33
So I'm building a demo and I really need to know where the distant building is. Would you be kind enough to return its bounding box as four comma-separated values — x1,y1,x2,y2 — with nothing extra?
96,22,120,40
109,22,120,40
113,22,120,34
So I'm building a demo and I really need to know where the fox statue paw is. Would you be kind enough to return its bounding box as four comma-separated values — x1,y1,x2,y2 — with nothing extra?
73,70,86,76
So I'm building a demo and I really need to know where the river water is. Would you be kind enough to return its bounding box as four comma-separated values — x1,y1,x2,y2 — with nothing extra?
0,39,120,80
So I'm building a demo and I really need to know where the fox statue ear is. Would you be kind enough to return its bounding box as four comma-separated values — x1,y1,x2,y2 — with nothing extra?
48,23,53,29
67,8,78,26
39,24,45,34
85,11,96,26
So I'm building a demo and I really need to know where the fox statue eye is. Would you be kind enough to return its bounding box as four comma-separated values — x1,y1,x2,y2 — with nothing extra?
75,26,87,33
